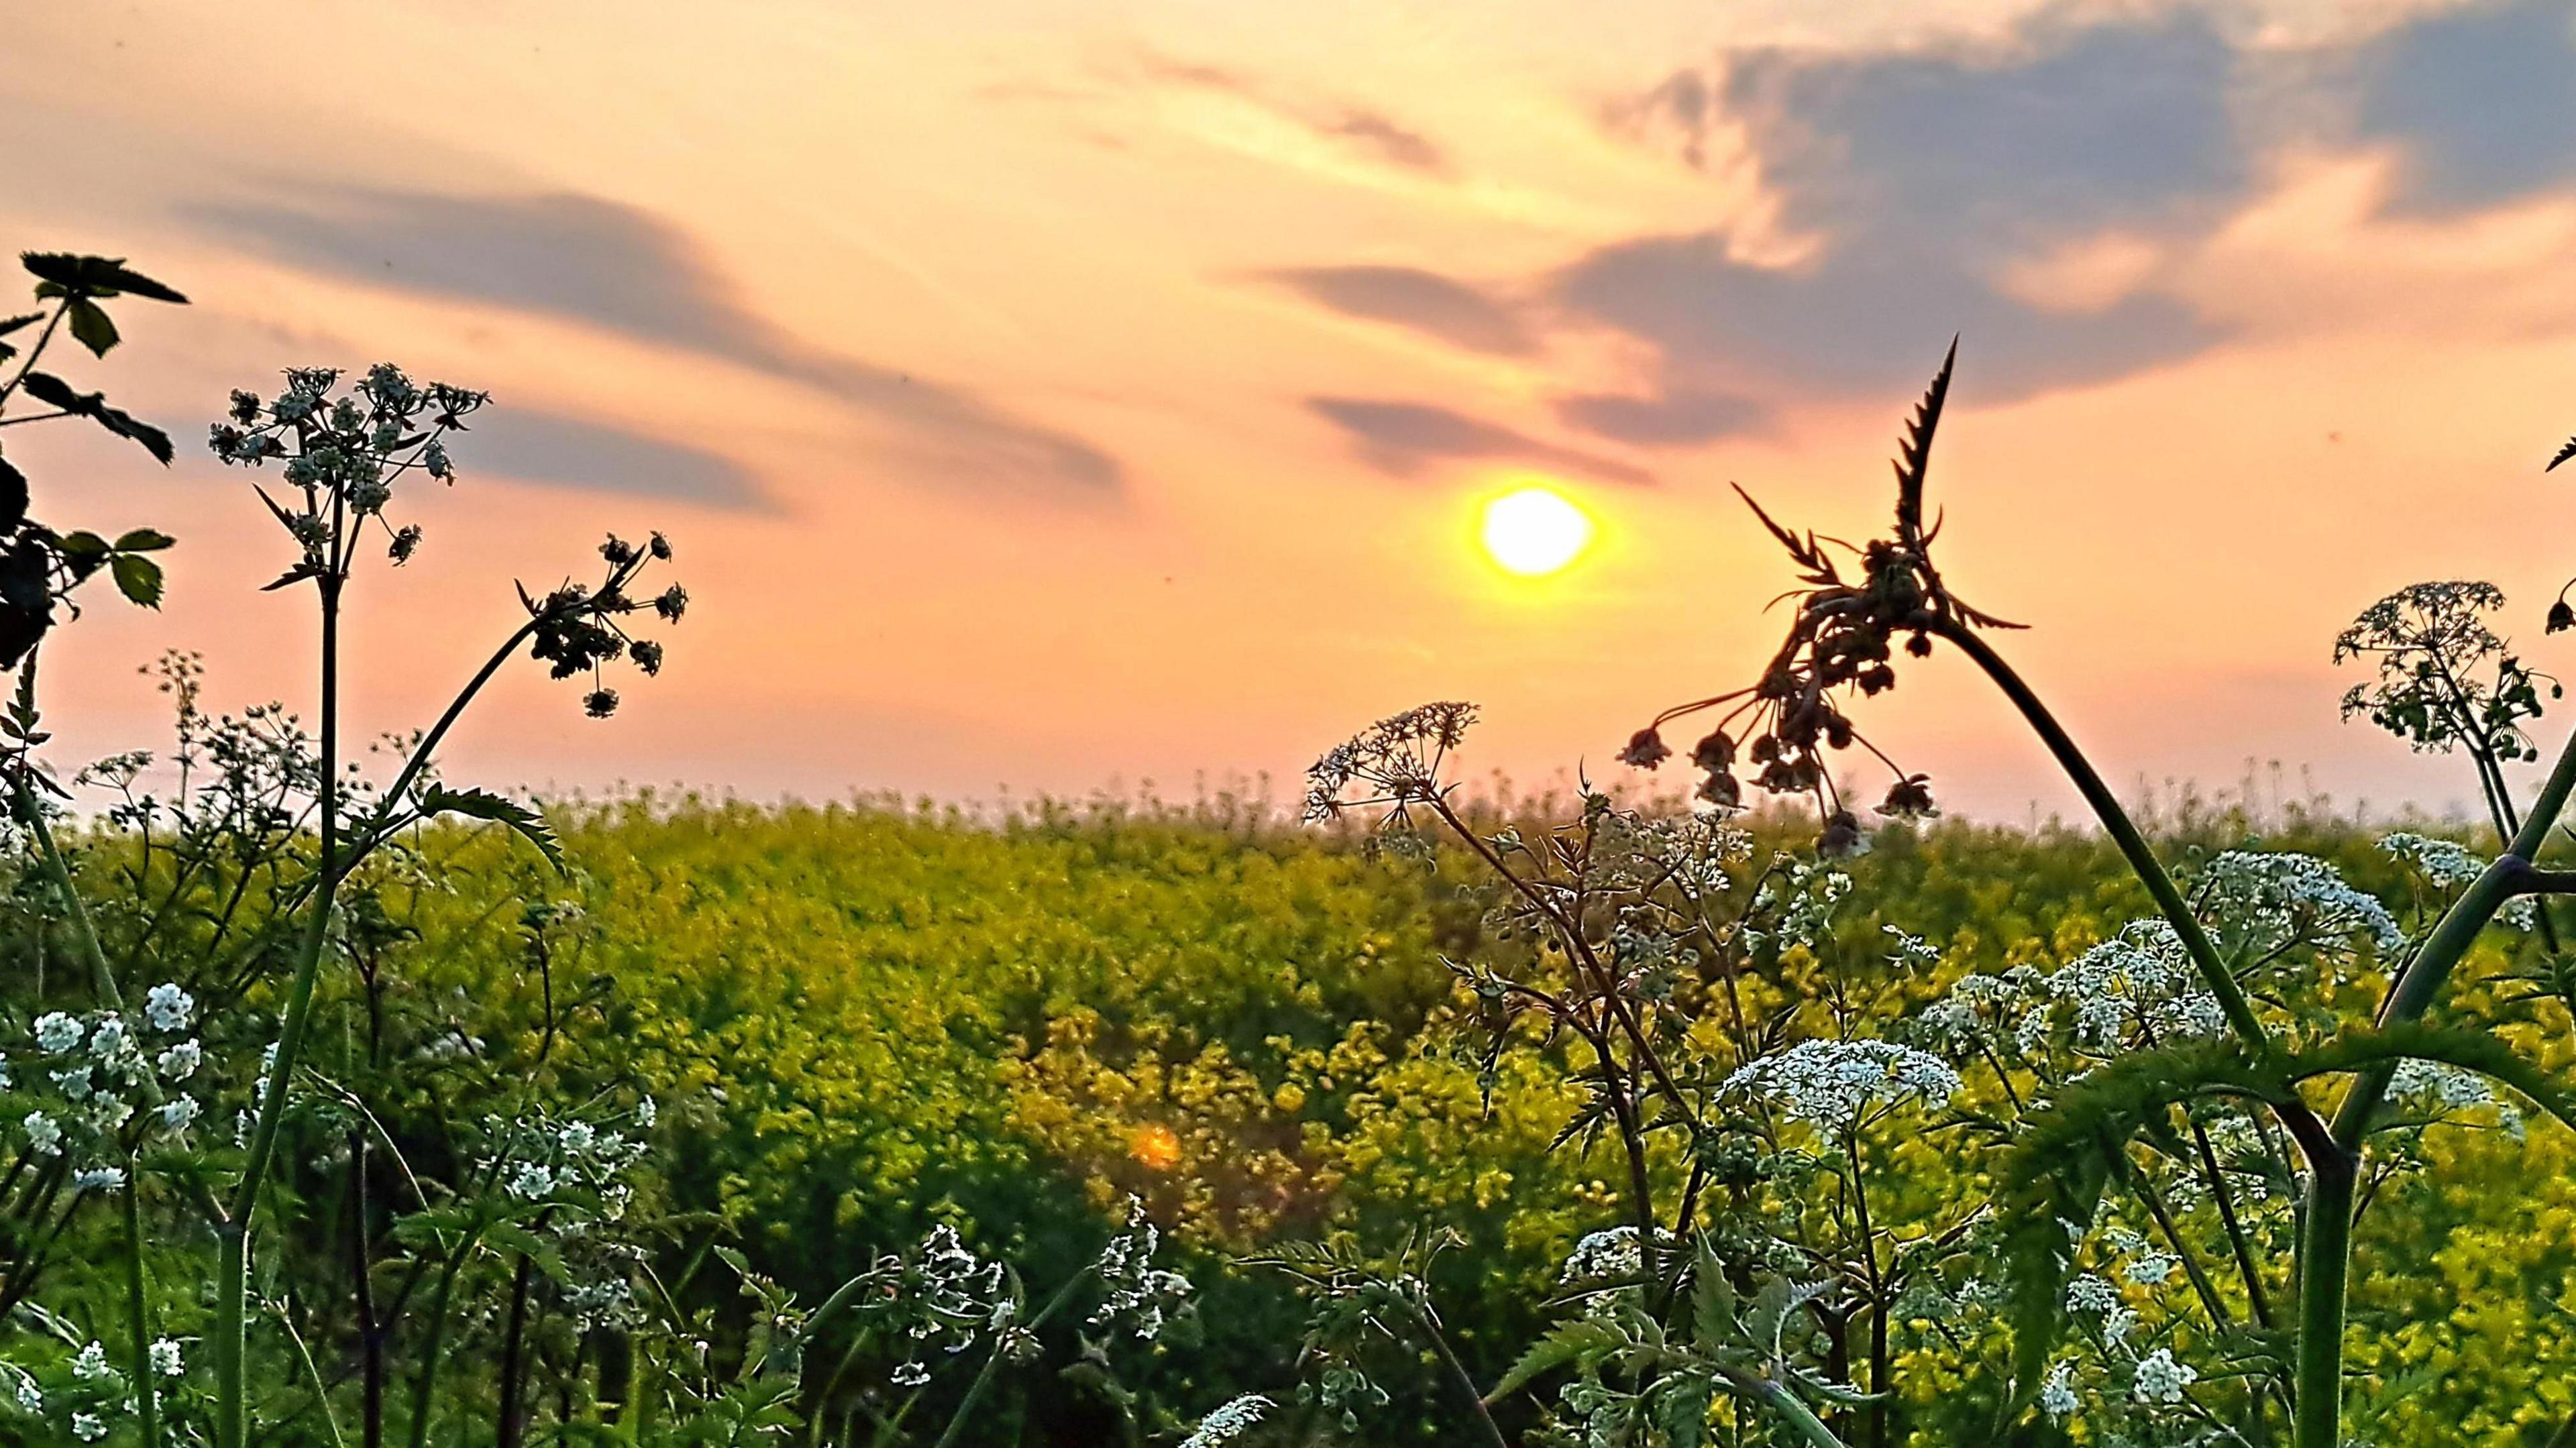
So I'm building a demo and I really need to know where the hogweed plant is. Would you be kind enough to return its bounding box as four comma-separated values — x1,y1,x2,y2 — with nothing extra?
1305,343,2576,1448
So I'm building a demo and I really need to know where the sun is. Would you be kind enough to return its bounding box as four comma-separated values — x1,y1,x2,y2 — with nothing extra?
1480,485,1595,577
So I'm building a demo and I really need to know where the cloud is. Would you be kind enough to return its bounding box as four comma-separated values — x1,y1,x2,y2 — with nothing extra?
460,408,772,511
191,186,1122,494
2354,0,2576,213
1132,50,1450,176
1558,11,2246,402
1307,398,1654,484
1265,266,1533,353
1552,388,1767,447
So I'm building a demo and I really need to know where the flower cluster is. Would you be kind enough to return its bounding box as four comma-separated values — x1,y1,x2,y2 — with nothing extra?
1090,1197,1194,1340
859,1225,1010,1386
479,1105,651,1222
2382,831,2536,928
1719,1038,1960,1137
2192,848,2402,961
11,985,205,1178
1303,702,1477,826
1178,1394,1271,1448
208,364,487,574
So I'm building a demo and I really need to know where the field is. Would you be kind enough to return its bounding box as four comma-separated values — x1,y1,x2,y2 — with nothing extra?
13,792,2560,1445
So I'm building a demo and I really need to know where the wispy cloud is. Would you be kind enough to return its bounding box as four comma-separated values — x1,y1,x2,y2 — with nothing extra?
1122,50,1452,177
461,408,773,512
1264,266,1533,354
2354,0,2576,214
1551,389,1767,447
1308,398,1653,484
190,186,1123,495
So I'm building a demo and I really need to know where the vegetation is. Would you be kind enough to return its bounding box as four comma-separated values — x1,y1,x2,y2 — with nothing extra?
3,252,2576,1448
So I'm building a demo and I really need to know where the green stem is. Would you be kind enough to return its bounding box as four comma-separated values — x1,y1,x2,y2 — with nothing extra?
2293,1143,2357,1448
407,1227,484,1448
17,777,121,1009
1730,1372,1848,1448
123,1164,160,1448
928,1265,1097,1448
1937,622,2270,1054
217,576,342,1448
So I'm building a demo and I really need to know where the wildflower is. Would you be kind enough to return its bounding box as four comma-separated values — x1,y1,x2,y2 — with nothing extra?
144,983,195,1033
149,1339,182,1378
157,1040,201,1080
2123,1254,2178,1287
892,1359,930,1388
12,1374,38,1410
1091,1199,1193,1339
2040,1360,2080,1418
631,639,665,675
34,1011,83,1053
73,1166,126,1192
2131,1347,2198,1404
559,1120,597,1154
86,1017,129,1062
160,1095,200,1132
506,1161,556,1200
1719,1039,1959,1137
2065,1275,2119,1315
72,1341,110,1380
24,1111,62,1156
72,1412,105,1442
1180,1396,1273,1448
389,524,424,563
52,1066,93,1101
1616,727,1670,769
654,583,688,622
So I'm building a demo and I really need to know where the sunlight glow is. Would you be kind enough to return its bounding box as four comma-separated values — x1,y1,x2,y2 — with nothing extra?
1480,485,1595,576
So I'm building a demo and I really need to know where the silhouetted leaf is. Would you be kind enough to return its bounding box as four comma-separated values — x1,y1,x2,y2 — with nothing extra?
112,528,174,553
0,313,41,339
2551,435,2576,473
19,254,189,304
63,298,115,358
1893,337,1959,544
110,554,162,609
0,458,24,534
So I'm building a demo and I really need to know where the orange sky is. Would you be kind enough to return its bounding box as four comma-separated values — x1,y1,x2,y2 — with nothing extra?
5,0,2575,824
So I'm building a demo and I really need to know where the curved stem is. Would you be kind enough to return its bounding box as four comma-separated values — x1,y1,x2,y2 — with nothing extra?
123,1165,160,1448
1933,622,2270,1054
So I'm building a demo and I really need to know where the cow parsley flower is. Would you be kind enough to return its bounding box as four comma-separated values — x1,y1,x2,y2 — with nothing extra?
506,1162,556,1201
1720,1039,1960,1136
157,1041,201,1081
160,1095,201,1133
2123,1254,2178,1287
73,1167,126,1192
2381,833,2535,928
149,1339,182,1378
1091,1199,1193,1340
72,1341,110,1381
10,1372,38,1410
72,1412,105,1442
1180,1395,1273,1448
144,983,195,1033
86,1017,129,1062
33,1011,82,1054
2065,1275,2120,1315
2040,1360,2080,1418
2132,1347,2198,1403
892,1358,930,1388
22,1112,61,1156
2196,849,2402,957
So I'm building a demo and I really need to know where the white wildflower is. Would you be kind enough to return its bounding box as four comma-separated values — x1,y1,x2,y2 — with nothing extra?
72,1412,105,1442
892,1359,930,1388
2065,1275,2119,1315
144,983,195,1034
72,1341,110,1380
2131,1347,2198,1403
72,1166,126,1192
2123,1254,2178,1287
149,1339,182,1378
32,1011,82,1054
157,1040,201,1081
2040,1359,2080,1418
160,1095,201,1133
85,1017,128,1063
1181,1394,1273,1448
22,1112,61,1156
506,1161,556,1201
1721,1039,1960,1136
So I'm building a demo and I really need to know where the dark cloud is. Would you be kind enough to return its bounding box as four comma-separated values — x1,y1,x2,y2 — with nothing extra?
459,408,771,511
1319,111,1448,175
1307,398,1654,484
1552,388,1768,447
191,187,1122,494
2355,0,2576,213
1266,266,1532,354
1559,11,2245,402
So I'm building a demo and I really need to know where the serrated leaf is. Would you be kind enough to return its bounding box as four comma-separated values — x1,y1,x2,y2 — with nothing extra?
416,784,564,871
19,254,187,303
63,298,115,358
2551,435,2576,473
1486,1317,1622,1404
113,528,174,552
17,372,84,414
110,553,162,608
1690,1238,1737,1348
56,531,109,560
0,457,24,533
2290,1020,2576,1135
0,312,41,339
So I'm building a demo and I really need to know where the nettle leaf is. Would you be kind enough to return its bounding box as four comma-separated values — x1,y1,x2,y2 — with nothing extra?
112,528,174,552
2551,435,2576,473
1486,1317,1623,1404
1690,1239,1737,1348
19,254,189,304
415,784,564,871
0,312,42,339
110,553,162,609
64,298,115,358
16,372,172,462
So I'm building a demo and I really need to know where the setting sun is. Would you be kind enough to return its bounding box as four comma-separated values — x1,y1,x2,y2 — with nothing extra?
1480,485,1595,577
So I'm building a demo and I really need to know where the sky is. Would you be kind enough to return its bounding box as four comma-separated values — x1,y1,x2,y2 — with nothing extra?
5,0,2576,825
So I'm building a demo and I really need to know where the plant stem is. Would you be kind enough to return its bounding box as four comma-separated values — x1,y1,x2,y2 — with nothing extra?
1729,1372,1848,1448
928,1264,1098,1448
2292,1141,2357,1448
1416,1303,1512,1448
123,1164,160,1448
15,769,122,1009
1935,622,2269,1055
407,1227,483,1448
217,574,343,1448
